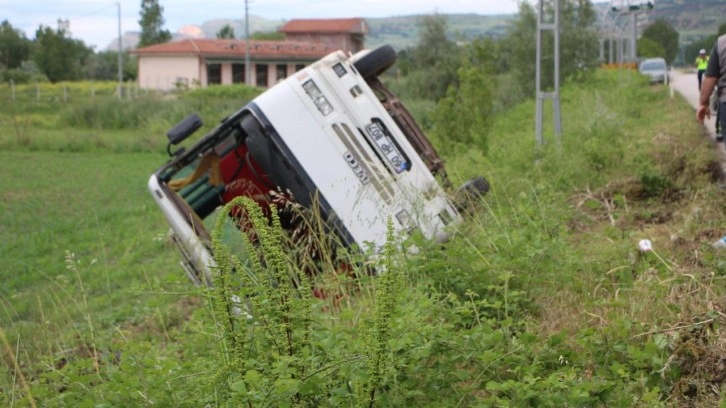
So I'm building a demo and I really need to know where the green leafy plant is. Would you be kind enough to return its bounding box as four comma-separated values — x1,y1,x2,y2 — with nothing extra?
208,198,405,406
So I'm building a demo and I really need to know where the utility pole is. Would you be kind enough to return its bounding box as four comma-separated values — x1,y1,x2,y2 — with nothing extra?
630,12,638,60
535,0,562,145
244,0,251,85
598,7,616,64
117,2,123,99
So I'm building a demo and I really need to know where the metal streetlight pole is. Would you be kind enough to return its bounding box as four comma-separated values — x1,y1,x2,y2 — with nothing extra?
609,0,656,61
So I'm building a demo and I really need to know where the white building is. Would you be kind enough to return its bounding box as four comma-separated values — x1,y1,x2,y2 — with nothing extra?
131,18,369,91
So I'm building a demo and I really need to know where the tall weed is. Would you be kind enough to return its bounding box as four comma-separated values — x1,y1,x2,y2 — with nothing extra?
3,68,726,407
208,197,403,406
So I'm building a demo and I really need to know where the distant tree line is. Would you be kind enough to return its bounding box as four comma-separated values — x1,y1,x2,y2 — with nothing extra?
0,18,141,84
383,0,604,152
214,23,285,41
0,0,172,83
0,0,683,91
394,0,601,103
395,0,686,105
682,23,726,66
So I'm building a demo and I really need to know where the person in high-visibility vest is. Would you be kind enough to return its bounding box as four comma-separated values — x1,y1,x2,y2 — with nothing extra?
696,48,710,90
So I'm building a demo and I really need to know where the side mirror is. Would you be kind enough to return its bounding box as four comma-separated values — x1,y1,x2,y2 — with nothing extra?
167,113,203,145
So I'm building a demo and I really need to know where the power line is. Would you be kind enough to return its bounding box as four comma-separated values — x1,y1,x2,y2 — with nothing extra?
21,4,118,33
74,4,117,19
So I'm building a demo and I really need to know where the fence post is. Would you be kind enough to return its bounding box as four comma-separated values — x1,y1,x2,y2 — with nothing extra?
10,79,15,101
90,81,95,100
36,81,40,101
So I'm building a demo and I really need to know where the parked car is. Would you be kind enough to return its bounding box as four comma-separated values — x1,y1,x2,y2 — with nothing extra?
148,44,489,286
638,57,669,84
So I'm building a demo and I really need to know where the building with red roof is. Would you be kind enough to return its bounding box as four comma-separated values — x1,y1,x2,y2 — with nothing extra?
279,18,368,53
131,18,368,91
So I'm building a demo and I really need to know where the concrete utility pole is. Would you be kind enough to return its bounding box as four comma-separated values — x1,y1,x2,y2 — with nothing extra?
245,0,251,85
599,7,616,64
117,2,123,99
535,0,562,145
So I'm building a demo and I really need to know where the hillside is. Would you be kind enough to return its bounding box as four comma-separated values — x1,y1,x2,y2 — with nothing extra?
108,1,725,52
635,0,726,44
107,13,514,51
365,13,515,49
201,14,515,50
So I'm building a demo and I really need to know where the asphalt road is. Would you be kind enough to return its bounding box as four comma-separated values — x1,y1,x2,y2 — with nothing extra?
669,68,726,173
669,68,718,140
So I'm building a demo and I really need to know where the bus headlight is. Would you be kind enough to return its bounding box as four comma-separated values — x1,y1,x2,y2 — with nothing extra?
303,79,334,116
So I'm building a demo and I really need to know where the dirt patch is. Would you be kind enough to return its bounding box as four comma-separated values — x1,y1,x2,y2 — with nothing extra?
667,316,726,406
632,209,674,225
569,177,684,232
124,295,202,338
1,189,33,203
669,231,718,267
703,160,724,183
694,228,722,243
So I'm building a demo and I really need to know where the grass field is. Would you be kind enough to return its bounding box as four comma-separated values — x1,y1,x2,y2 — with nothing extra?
0,85,223,405
1,72,725,406
0,148,204,380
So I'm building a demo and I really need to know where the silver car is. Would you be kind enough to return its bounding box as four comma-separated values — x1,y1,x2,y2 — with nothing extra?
638,57,669,84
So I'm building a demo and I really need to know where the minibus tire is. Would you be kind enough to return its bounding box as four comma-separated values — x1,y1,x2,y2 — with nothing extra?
354,44,397,79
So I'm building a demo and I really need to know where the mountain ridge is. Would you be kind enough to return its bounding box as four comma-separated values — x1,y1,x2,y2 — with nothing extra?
104,13,515,51
106,1,725,52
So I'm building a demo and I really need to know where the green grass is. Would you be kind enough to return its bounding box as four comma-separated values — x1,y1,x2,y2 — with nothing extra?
0,150,189,348
1,72,725,406
0,82,264,155
0,149,217,406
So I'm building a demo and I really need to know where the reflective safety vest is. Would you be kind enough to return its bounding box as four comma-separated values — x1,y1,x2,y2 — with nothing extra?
696,56,709,70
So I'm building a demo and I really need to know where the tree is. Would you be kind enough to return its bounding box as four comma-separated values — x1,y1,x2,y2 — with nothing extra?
33,22,93,82
406,13,463,101
503,0,600,98
558,0,599,79
0,20,31,69
412,14,453,67
685,23,726,66
637,37,665,59
640,19,679,65
469,37,505,75
138,0,171,47
431,61,494,152
216,24,235,39
84,51,137,81
250,31,285,41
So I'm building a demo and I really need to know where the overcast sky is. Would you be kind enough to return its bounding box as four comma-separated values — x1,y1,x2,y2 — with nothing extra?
1,0,520,50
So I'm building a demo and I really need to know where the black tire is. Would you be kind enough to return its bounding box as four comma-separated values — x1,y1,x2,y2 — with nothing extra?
353,44,397,79
459,176,490,198
454,176,490,212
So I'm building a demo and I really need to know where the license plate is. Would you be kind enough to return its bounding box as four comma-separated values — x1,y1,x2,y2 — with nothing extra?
365,122,408,173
